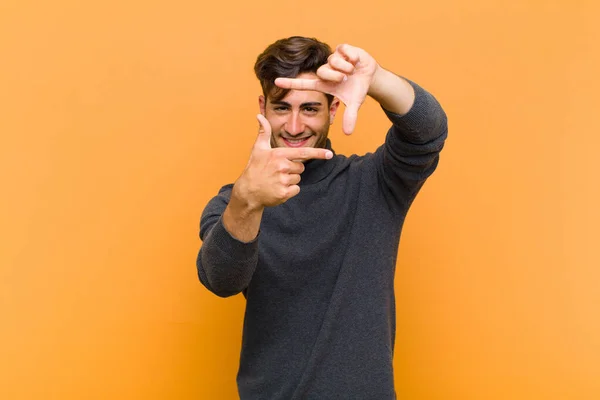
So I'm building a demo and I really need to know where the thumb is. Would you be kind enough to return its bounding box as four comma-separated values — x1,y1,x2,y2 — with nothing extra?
342,103,360,135
255,114,272,149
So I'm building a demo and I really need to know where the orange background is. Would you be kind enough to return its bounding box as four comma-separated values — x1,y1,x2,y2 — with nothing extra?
1,0,599,399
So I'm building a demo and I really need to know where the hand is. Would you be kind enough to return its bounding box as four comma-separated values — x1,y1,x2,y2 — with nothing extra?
234,114,334,208
274,44,379,135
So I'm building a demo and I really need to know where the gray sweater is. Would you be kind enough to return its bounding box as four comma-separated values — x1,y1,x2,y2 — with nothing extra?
197,80,448,399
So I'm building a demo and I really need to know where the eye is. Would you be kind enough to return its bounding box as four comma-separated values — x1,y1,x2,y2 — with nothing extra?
304,107,319,113
274,106,289,112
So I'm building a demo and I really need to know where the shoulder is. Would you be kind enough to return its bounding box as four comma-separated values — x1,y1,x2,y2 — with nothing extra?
337,149,381,170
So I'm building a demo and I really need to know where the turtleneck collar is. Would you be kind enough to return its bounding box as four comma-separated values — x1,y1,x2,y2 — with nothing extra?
299,139,338,185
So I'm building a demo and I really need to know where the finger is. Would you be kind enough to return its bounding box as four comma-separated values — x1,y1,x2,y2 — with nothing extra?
288,161,305,174
317,65,347,83
275,77,322,91
336,44,360,65
342,103,360,135
286,184,301,200
255,114,272,149
285,173,301,186
275,147,333,161
328,54,355,74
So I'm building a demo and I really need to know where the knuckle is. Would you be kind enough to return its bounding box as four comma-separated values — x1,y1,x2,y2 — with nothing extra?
317,65,330,76
277,161,289,172
338,44,350,55
278,187,289,199
272,148,283,158
309,149,321,159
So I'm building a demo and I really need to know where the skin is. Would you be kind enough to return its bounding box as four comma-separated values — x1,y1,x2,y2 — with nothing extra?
223,44,416,242
258,72,340,150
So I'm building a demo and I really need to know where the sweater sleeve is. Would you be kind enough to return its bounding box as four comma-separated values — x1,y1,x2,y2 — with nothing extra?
375,79,448,213
196,184,260,297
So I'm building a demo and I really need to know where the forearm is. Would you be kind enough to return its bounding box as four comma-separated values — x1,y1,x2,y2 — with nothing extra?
373,77,448,210
368,66,415,116
222,181,264,242
375,75,447,145
196,185,262,297
198,218,259,297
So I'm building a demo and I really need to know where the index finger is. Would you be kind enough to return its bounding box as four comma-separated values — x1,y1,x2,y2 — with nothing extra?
274,77,322,91
275,147,333,161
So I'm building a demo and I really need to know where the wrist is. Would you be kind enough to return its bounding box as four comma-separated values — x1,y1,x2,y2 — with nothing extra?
222,180,264,243
231,179,264,215
367,64,385,101
368,67,415,115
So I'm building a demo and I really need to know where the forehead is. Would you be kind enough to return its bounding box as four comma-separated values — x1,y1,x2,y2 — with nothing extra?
267,72,328,105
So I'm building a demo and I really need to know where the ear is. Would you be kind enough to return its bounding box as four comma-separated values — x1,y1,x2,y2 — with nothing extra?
329,98,341,125
259,95,266,115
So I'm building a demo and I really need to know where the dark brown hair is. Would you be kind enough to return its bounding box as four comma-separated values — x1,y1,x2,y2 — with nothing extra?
254,36,334,104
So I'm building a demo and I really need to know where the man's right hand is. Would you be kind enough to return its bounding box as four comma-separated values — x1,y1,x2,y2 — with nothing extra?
233,114,333,209
222,114,333,242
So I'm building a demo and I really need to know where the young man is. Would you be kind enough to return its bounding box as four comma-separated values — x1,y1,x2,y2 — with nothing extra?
197,36,448,399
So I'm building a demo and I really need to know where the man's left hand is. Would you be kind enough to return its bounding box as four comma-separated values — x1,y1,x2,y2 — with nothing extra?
274,44,379,135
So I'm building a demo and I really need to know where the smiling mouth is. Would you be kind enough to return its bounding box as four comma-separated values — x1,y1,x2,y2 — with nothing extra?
282,136,312,147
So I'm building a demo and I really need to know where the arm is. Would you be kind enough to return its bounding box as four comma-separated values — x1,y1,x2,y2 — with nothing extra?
222,185,264,242
197,115,333,297
374,77,448,211
274,44,447,210
197,186,261,298
368,66,415,116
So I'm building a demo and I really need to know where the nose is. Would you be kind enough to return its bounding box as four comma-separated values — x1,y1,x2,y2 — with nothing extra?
285,111,305,136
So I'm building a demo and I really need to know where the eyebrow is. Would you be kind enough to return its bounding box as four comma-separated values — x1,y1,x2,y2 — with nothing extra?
271,101,323,107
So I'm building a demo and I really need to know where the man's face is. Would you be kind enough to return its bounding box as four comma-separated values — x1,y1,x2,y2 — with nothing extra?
259,72,339,149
